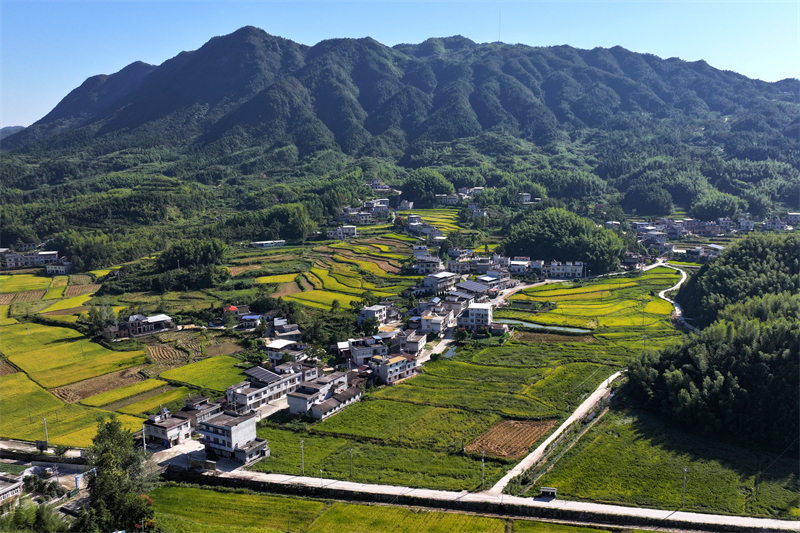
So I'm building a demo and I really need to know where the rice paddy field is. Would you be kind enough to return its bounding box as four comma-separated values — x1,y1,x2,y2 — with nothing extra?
397,208,462,234
0,274,50,293
159,355,245,391
81,379,168,407
533,408,800,518
0,373,143,447
117,386,191,415
150,485,614,533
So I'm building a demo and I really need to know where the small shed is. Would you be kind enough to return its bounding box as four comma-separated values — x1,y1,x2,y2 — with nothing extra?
540,487,557,498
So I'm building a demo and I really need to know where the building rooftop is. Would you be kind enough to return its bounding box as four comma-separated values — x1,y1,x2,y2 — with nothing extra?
144,414,189,430
243,366,280,384
266,339,297,350
203,411,256,428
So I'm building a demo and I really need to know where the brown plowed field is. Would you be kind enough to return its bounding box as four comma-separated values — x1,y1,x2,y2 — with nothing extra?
146,344,186,363
65,284,101,297
69,275,93,285
205,341,242,356
467,419,558,460
50,366,146,404
0,294,15,305
0,360,18,375
273,281,302,297
12,290,46,302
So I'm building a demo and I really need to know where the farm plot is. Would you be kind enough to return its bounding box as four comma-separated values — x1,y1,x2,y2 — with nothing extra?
68,274,93,285
159,356,244,391
0,322,84,356
307,503,505,533
0,305,17,325
9,339,147,389
0,372,142,447
466,419,557,459
81,379,167,407
40,293,94,313
285,290,362,310
50,365,146,403
229,264,263,276
118,386,191,415
252,426,509,491
151,486,325,533
0,294,15,305
537,408,800,518
0,274,50,293
43,286,67,299
11,290,46,303
204,340,243,356
65,283,101,297
254,273,299,284
0,360,17,375
146,343,187,363
313,400,498,451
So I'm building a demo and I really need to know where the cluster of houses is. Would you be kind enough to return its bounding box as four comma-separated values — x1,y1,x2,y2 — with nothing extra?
103,314,176,339
0,244,71,273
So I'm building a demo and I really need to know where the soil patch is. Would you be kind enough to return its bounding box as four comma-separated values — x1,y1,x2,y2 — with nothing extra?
50,366,146,404
12,290,46,303
65,284,101,297
0,361,18,376
205,341,243,357
43,306,90,316
229,264,262,276
467,419,559,460
273,281,302,297
69,275,93,285
0,294,15,305
515,332,595,344
146,344,187,363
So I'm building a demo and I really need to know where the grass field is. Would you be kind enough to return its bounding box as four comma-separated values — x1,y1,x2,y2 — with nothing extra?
0,305,17,325
0,274,50,293
159,356,244,391
537,407,800,518
81,379,167,407
3,323,146,389
313,400,499,451
0,373,143,447
252,426,508,491
117,386,191,415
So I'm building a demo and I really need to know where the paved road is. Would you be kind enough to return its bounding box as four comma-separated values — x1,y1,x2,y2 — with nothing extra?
657,264,698,331
486,371,622,495
222,467,799,531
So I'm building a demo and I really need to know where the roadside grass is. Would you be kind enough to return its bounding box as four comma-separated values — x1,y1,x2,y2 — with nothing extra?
81,379,167,407
513,521,612,533
151,485,325,533
312,400,499,451
307,502,506,533
252,426,508,491
285,290,362,310
535,407,800,518
117,386,190,415
0,274,50,293
0,372,142,447
159,356,244,391
8,338,146,389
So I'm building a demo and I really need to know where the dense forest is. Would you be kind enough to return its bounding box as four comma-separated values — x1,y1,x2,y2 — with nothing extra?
0,26,798,267
629,234,800,452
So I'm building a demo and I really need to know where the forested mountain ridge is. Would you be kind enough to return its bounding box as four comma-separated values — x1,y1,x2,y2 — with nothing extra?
1,26,798,264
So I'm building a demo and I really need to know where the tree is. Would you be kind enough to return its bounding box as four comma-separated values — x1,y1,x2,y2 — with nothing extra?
71,415,155,533
361,317,379,337
622,184,673,215
331,299,341,312
454,328,470,345
402,168,455,206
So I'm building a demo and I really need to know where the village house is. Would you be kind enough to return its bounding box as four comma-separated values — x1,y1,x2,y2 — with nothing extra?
457,302,493,331
435,194,460,205
226,364,319,413
417,255,444,275
454,279,491,297
419,307,454,337
0,475,23,505
45,260,72,275
357,303,391,327
605,221,621,229
412,245,429,259
392,329,426,357
764,218,789,231
3,250,59,268
198,411,269,464
441,290,475,314
622,252,646,270
271,317,302,341
399,199,414,210
517,192,532,203
447,247,473,261
446,260,473,274
422,271,460,293
706,244,725,258
250,240,286,248
542,261,584,279
508,259,531,275
287,371,362,420
265,339,306,365
407,214,422,225
177,396,223,426
103,314,175,339
371,354,416,385
328,225,358,240
738,217,755,231
347,336,389,366
143,410,192,448
467,203,487,219
786,213,800,226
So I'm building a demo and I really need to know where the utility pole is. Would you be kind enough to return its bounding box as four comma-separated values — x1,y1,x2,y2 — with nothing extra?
142,424,147,452
681,467,688,507
43,418,49,443
82,343,85,358
320,469,323,488
349,448,353,478
606,359,611,387
481,450,485,490
398,421,402,444
301,440,304,475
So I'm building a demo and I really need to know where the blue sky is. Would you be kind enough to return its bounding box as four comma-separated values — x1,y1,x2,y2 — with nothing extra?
2,1,798,128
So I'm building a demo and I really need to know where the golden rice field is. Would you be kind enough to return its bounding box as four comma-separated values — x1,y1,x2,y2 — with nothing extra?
39,293,95,313
0,305,17,326
285,290,362,310
118,386,191,415
254,273,299,284
81,379,168,407
0,373,142,447
0,274,51,293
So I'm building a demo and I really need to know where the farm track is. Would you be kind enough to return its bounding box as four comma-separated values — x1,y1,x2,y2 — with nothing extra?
50,365,146,404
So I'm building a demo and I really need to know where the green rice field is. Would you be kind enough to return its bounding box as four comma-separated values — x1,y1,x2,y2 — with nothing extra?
117,386,191,415
159,356,245,391
81,379,168,407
